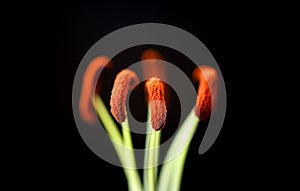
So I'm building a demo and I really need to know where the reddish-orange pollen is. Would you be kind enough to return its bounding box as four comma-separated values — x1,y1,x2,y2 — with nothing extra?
141,49,166,82
193,66,218,121
146,78,167,131
79,56,110,124
110,69,139,123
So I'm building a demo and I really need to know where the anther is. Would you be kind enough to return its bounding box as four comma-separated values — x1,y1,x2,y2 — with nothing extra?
110,69,139,123
145,78,167,131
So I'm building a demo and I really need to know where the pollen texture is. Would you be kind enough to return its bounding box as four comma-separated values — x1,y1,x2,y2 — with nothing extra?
110,69,139,123
146,78,167,131
193,66,218,121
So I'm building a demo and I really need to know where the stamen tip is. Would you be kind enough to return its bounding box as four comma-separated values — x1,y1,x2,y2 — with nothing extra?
110,69,139,123
146,78,167,131
193,66,218,121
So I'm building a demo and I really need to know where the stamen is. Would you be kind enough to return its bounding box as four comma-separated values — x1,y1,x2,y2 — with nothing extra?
193,66,218,121
146,78,167,131
79,56,110,124
110,69,139,123
141,49,166,81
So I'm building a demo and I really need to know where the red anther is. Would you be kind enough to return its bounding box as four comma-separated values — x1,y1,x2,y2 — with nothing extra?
110,69,139,123
145,78,167,131
79,56,110,124
193,66,218,121
141,49,166,81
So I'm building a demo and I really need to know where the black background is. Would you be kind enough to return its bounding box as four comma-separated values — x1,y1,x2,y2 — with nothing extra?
39,0,251,190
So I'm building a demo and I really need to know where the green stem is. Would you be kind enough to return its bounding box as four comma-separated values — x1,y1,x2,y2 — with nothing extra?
122,119,133,148
154,130,161,182
148,131,156,191
94,94,123,145
170,143,190,191
144,109,151,191
144,107,161,191
157,110,199,191
94,95,142,191
121,119,143,191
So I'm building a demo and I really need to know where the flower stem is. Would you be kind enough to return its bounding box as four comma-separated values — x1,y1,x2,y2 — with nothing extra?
94,94,123,145
169,143,189,191
157,110,199,191
154,130,161,182
144,107,161,191
121,119,143,191
94,94,142,191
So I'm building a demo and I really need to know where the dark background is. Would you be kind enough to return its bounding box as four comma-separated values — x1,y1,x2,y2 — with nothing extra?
39,0,249,190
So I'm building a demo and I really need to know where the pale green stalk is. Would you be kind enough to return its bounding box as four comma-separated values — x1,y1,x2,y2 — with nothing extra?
154,130,161,181
169,143,190,191
94,95,142,191
121,119,143,191
94,94,123,146
157,110,199,191
144,107,161,191
143,109,151,191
